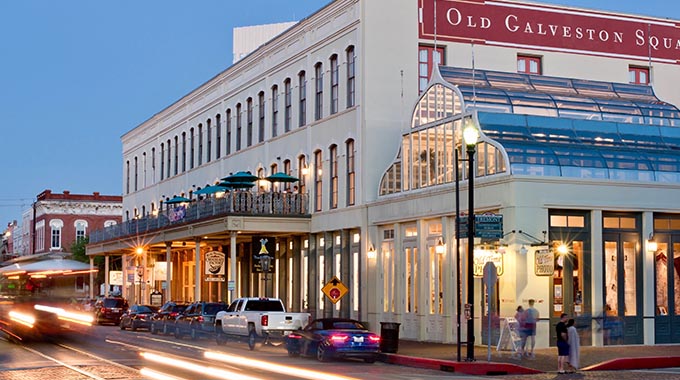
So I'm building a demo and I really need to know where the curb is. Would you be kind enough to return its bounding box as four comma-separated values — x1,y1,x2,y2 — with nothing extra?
583,356,680,371
379,353,542,376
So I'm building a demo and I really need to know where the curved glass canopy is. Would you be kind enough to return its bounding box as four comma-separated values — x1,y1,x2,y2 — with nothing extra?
379,66,680,196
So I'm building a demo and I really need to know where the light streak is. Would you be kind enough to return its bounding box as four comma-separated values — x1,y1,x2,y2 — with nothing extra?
140,352,264,380
204,351,360,380
140,368,188,380
35,304,94,326
9,310,35,328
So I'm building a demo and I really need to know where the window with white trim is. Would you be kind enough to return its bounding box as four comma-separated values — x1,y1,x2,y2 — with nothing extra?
50,219,63,250
517,54,542,75
629,66,649,85
75,220,88,243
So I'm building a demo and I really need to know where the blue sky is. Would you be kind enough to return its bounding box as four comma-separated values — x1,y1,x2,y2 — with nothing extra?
0,0,677,225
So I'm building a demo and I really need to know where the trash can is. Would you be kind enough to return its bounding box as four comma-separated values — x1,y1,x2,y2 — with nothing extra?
379,322,401,353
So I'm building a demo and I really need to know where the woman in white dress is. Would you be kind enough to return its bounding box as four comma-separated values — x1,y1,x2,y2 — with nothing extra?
567,318,580,371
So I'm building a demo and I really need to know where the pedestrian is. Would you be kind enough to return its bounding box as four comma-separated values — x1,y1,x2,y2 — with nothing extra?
556,313,570,374
515,305,526,357
523,298,539,357
567,318,580,371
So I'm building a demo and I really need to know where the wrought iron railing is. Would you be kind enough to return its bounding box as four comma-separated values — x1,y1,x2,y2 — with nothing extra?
89,191,309,244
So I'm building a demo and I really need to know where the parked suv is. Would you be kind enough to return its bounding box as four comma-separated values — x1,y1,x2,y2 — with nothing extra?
173,301,228,340
93,297,128,325
150,301,189,335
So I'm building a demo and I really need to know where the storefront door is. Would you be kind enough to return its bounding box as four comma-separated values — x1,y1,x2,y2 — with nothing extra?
603,231,643,345
654,233,680,343
402,240,419,339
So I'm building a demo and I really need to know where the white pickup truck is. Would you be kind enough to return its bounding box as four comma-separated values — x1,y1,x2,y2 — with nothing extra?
214,297,310,350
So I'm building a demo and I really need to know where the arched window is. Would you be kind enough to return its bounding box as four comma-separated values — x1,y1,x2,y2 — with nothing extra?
247,98,253,147
271,85,279,138
75,220,88,243
346,139,356,206
226,109,232,155
236,104,242,151
284,79,292,132
49,219,64,250
198,123,203,165
160,143,165,180
299,71,307,127
314,150,323,212
315,62,323,121
216,114,222,158
346,46,355,108
206,118,212,163
329,144,338,209
330,54,339,115
190,127,195,169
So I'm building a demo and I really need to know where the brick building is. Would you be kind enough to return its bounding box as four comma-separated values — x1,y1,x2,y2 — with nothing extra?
27,190,122,254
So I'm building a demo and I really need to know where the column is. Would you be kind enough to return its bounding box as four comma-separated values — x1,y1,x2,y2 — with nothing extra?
166,242,172,302
230,231,237,303
89,257,95,299
195,237,202,302
104,255,110,297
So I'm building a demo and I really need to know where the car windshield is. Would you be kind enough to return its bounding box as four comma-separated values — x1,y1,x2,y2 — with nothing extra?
171,304,188,312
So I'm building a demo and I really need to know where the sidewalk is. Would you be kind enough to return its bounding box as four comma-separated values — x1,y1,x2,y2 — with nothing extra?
379,340,680,376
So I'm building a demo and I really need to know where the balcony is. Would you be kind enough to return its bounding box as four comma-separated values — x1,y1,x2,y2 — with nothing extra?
89,191,309,244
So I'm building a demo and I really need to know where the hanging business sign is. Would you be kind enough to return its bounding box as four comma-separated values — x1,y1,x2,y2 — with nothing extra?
205,251,226,276
473,249,503,277
534,247,554,276
252,236,276,273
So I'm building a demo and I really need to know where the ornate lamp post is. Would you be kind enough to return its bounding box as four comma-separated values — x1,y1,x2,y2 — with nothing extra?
463,116,480,361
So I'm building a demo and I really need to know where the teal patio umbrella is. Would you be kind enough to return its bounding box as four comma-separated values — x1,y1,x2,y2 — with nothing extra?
218,181,255,189
194,184,229,195
221,171,258,183
265,172,299,183
164,195,191,204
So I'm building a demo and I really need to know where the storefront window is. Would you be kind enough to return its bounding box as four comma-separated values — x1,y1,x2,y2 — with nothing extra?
382,241,395,313
623,241,637,316
604,241,618,315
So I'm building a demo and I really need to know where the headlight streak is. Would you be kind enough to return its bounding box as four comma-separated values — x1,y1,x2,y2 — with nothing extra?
204,351,360,380
34,304,94,326
140,368,188,380
140,352,265,380
8,310,35,328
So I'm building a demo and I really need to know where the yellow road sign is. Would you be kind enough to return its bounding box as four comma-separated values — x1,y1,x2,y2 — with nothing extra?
322,276,348,304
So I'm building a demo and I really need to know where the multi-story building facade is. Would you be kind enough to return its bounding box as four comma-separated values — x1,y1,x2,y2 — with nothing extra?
88,0,680,348
29,190,122,255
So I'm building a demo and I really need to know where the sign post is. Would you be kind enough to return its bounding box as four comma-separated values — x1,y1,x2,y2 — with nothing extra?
483,262,497,362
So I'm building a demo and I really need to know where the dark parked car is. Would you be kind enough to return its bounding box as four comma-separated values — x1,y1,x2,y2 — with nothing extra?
150,301,189,335
284,318,381,363
173,301,228,340
119,304,159,331
93,297,129,325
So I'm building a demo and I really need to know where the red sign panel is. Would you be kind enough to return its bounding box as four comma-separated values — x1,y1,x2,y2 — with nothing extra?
419,0,680,64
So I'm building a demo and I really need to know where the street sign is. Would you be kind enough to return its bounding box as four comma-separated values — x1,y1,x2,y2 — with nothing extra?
457,214,503,239
322,276,348,304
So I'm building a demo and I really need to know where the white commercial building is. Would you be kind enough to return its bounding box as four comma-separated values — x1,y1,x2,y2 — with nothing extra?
88,0,680,349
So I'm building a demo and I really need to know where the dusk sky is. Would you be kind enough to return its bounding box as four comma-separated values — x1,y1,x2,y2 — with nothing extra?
1,0,678,225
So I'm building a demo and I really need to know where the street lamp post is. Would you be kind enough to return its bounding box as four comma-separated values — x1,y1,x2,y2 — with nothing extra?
463,117,480,362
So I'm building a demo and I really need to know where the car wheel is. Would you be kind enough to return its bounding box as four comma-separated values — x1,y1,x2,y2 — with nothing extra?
174,326,182,339
120,320,126,330
316,344,329,362
248,330,258,351
131,321,138,331
363,356,376,364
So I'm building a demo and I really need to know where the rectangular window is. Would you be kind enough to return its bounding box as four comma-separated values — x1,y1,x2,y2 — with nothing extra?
346,46,355,108
247,98,253,147
160,143,165,180
314,151,322,212
151,147,156,183
133,157,138,191
330,55,338,115
226,110,232,155
76,229,86,243
629,66,650,85
346,139,355,206
299,72,307,127
173,137,178,175
166,139,171,178
315,63,323,121
198,125,203,166
517,54,542,75
216,115,221,158
271,86,279,137
51,228,61,249
181,133,186,172
126,160,130,193
206,120,212,163
236,104,242,151
258,92,265,143
418,45,444,93
330,145,338,209
298,156,307,195
284,79,292,132
190,128,195,169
